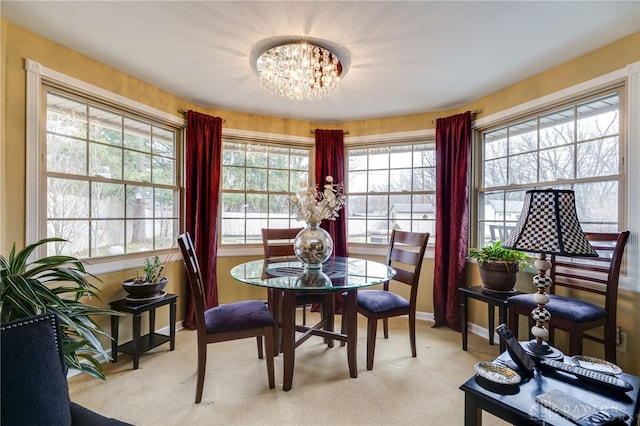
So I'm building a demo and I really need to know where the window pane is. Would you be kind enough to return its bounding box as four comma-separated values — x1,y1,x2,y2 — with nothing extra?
152,126,175,158
508,119,537,154
508,152,538,184
247,168,267,191
539,108,574,149
92,220,125,256
126,219,154,252
47,93,87,138
152,156,175,185
92,182,124,218
539,146,574,181
268,169,289,191
123,118,151,152
368,170,388,192
89,106,122,146
47,134,87,175
89,142,122,180
126,186,153,218
124,151,152,182
47,220,89,257
577,136,619,178
48,177,89,218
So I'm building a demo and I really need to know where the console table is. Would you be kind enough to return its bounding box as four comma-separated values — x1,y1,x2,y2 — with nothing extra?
460,286,523,353
460,351,640,425
110,293,178,369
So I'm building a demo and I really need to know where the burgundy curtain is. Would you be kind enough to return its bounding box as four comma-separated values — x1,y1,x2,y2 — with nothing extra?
314,129,346,313
314,129,347,257
183,111,223,329
432,111,472,331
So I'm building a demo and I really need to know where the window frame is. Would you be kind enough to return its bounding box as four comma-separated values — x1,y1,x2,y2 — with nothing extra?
25,59,185,274
476,88,625,246
344,130,436,257
471,62,640,292
219,135,314,247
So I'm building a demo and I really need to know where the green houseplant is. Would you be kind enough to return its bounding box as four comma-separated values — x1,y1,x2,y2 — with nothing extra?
0,238,120,379
122,255,168,300
468,241,529,293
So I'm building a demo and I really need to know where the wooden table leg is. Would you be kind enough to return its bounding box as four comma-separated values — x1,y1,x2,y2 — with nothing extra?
461,292,468,351
169,299,176,351
282,290,296,391
464,391,482,426
132,313,141,370
346,289,358,378
488,303,495,346
111,314,119,362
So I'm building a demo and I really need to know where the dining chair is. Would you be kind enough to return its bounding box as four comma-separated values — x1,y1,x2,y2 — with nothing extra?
342,229,430,370
177,232,275,403
261,227,335,324
261,227,335,352
507,231,630,363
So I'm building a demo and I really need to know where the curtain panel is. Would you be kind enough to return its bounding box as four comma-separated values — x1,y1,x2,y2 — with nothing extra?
183,111,223,329
314,129,347,313
432,111,472,331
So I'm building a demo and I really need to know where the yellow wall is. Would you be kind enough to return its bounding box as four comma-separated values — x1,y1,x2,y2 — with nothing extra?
2,17,639,373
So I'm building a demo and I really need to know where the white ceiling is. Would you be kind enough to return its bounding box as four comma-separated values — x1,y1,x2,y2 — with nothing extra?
2,1,639,122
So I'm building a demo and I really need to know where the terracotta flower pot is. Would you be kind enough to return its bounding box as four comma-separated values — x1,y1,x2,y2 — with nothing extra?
478,261,520,294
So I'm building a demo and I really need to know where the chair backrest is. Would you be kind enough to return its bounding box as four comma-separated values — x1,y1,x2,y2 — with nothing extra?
1,314,72,425
261,227,303,259
177,233,207,333
385,230,430,301
550,231,630,315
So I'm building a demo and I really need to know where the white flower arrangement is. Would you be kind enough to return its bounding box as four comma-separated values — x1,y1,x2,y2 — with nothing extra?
287,176,346,224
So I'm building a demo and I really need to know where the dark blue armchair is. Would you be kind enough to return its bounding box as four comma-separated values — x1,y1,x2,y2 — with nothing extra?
1,313,132,425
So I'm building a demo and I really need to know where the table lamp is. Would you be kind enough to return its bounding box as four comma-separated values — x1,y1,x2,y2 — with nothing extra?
501,189,597,356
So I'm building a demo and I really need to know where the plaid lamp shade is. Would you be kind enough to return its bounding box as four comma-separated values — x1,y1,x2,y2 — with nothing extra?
502,189,597,257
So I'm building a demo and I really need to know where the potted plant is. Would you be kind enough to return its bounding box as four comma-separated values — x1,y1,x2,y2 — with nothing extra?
121,255,168,300
0,238,120,379
468,241,529,293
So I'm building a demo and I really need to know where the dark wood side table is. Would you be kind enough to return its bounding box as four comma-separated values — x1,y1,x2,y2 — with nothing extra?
459,286,523,353
110,293,178,369
460,351,640,425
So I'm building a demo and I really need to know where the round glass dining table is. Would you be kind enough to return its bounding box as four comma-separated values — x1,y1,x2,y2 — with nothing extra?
230,256,395,391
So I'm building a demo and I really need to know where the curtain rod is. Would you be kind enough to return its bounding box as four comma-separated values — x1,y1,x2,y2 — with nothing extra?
310,130,350,135
179,109,226,123
431,109,479,124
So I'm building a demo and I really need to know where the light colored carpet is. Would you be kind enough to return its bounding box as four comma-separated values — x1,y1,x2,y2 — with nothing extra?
69,314,509,425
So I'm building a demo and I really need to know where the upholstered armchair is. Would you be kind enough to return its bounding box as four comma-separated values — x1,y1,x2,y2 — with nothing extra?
1,313,132,425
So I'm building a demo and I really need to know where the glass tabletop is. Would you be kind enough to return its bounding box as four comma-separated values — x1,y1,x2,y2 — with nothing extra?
230,256,396,291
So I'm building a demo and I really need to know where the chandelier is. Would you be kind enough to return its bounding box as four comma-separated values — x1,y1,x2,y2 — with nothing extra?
255,41,342,101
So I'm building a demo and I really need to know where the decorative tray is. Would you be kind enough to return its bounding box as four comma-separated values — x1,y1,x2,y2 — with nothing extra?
571,355,622,375
474,362,521,385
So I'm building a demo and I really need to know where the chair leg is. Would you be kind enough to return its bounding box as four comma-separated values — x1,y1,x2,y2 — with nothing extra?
383,317,389,339
340,307,347,347
263,327,276,389
256,336,264,359
604,323,617,364
195,342,207,404
409,312,417,357
568,327,584,357
366,318,378,370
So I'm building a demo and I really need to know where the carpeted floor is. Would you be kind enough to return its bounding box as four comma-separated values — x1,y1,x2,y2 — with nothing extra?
69,314,509,425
